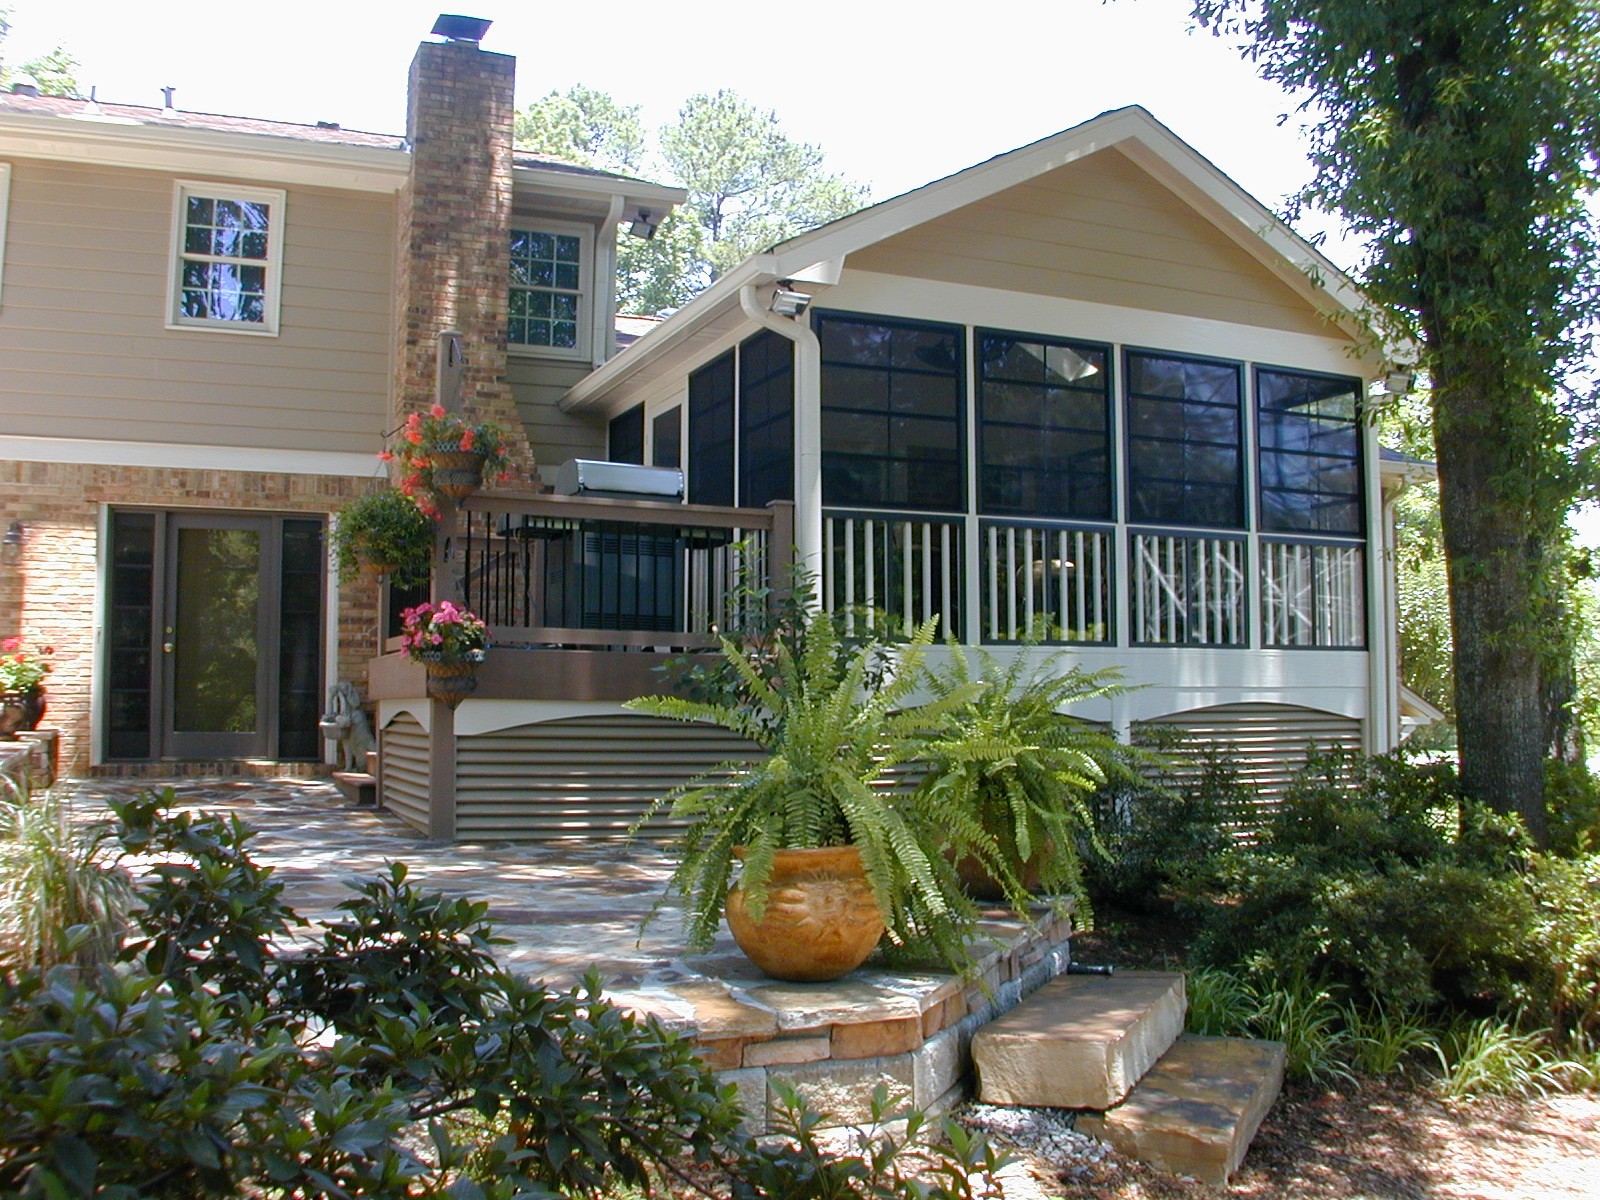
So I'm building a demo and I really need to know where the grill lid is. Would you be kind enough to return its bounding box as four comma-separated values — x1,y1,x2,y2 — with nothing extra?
554,459,683,500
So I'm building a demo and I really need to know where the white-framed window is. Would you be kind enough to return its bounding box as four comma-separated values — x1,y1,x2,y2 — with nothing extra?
508,221,590,359
0,162,12,310
166,180,286,336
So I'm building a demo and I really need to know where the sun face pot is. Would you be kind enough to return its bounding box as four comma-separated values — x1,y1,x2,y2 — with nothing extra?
725,845,885,982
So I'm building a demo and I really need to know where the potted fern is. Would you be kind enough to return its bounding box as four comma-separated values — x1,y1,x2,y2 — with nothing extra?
918,645,1135,918
626,611,980,981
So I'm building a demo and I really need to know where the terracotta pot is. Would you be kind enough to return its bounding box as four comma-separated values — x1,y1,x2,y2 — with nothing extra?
423,659,478,709
0,687,46,739
725,845,885,982
954,847,1048,902
428,450,486,500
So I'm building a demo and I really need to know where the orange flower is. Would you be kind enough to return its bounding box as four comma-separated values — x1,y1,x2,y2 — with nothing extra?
459,429,476,451
377,449,395,462
404,428,423,445
431,403,447,419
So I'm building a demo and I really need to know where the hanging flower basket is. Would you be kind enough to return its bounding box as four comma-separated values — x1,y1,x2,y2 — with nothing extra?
0,685,47,739
426,450,488,500
422,656,482,708
401,602,489,710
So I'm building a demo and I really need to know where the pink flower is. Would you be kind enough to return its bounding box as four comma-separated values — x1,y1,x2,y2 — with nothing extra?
377,449,395,462
1,637,18,652
431,404,447,419
459,429,476,451
404,429,423,445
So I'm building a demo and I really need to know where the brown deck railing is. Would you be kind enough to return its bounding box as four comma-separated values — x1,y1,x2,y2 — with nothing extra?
447,492,789,651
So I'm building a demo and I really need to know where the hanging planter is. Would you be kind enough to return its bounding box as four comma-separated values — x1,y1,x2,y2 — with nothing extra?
383,405,513,517
0,685,47,739
330,487,435,589
401,602,489,710
0,639,52,739
425,450,488,500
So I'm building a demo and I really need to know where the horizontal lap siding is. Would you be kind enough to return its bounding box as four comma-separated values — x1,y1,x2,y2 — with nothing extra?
380,713,432,833
508,358,604,473
0,159,392,453
1138,702,1363,814
847,146,1331,337
454,714,763,841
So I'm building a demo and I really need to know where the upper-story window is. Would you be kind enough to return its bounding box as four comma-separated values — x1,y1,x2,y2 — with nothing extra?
508,223,590,357
1125,350,1243,529
817,310,965,512
168,182,285,335
1255,367,1364,536
977,330,1111,519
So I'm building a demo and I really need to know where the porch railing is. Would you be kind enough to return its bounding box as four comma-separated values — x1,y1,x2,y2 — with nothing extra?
980,520,1113,644
451,493,782,650
822,509,964,639
1261,539,1365,648
1131,530,1247,646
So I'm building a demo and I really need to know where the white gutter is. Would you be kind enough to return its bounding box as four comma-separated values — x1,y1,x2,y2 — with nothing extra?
739,283,823,583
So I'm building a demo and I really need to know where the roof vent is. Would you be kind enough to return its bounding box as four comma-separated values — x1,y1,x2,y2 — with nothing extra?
161,86,176,114
431,13,492,43
9,75,40,97
316,120,341,129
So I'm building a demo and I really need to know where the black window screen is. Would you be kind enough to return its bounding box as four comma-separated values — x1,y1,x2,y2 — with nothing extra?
688,351,735,506
1256,368,1364,535
739,330,794,508
817,311,964,511
608,404,645,464
652,406,682,469
1125,350,1243,529
977,330,1111,518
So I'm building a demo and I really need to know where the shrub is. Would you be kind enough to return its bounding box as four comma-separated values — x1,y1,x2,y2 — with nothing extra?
1,787,1006,1200
1545,758,1600,856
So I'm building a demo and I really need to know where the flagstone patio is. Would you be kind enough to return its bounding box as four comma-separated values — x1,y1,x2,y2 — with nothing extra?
65,777,1075,1130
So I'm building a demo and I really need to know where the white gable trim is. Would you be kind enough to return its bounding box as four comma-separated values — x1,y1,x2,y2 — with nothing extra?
564,106,1389,414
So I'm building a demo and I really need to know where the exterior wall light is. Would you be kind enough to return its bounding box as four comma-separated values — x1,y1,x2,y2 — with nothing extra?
769,287,812,317
2,521,22,564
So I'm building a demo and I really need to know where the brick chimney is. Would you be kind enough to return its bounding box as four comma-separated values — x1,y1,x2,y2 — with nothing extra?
391,30,535,478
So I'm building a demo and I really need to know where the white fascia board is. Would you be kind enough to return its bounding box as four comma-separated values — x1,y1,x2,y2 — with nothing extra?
0,112,408,192
560,254,777,413
1,434,380,478
512,164,686,213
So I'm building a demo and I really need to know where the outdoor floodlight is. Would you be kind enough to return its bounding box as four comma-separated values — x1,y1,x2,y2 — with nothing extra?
769,287,812,318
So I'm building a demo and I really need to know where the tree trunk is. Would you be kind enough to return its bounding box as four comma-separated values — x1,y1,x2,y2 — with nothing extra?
1431,345,1550,846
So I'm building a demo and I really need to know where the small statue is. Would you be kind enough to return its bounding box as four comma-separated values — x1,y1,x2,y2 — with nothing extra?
321,680,376,773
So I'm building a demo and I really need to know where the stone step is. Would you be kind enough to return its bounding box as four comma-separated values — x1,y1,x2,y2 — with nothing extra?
331,770,378,807
971,970,1186,1110
1077,1034,1286,1186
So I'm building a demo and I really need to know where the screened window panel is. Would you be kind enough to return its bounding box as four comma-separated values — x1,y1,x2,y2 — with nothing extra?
609,404,645,464
818,312,965,511
739,330,794,508
1125,350,1243,529
653,407,682,469
1256,368,1364,535
688,352,735,506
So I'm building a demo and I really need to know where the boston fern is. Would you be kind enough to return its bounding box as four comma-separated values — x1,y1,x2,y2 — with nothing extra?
918,644,1135,921
626,611,985,967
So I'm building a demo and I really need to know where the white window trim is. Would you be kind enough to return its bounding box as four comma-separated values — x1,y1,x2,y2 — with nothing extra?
507,217,593,362
0,162,12,310
165,179,286,337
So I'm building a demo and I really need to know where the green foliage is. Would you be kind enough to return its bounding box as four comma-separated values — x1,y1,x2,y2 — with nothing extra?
1434,1017,1576,1100
1086,741,1249,912
330,486,434,590
1184,966,1256,1038
1545,758,1600,857
515,86,866,313
0,10,81,97
0,787,1007,1199
1192,0,1600,840
1341,997,1442,1079
0,782,131,974
1516,851,1600,1050
917,645,1133,919
1248,972,1356,1088
628,610,980,967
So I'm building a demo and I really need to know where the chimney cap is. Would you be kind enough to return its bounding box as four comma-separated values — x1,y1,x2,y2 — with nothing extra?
431,13,493,42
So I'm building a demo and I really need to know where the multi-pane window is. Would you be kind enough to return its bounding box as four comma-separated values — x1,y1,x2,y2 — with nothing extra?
609,404,644,465
817,311,964,512
977,331,1111,519
1125,350,1243,528
1256,368,1364,535
739,330,794,508
688,351,734,506
170,182,284,334
509,226,585,353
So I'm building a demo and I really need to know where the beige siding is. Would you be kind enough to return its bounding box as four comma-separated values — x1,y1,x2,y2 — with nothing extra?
508,356,604,473
0,158,393,452
454,713,762,841
1138,702,1363,812
380,712,431,833
848,147,1332,337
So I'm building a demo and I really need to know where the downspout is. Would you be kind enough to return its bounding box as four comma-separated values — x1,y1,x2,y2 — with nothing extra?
594,195,625,365
1378,475,1408,750
738,283,822,588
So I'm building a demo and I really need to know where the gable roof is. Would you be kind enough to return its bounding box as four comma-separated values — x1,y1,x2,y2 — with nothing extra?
564,105,1384,414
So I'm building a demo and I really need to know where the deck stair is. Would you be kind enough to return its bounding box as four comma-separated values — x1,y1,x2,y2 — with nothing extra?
331,750,379,807
970,970,1285,1185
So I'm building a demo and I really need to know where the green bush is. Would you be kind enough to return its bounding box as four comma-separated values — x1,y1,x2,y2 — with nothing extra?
1545,758,1600,856
1,788,1006,1200
1085,743,1248,912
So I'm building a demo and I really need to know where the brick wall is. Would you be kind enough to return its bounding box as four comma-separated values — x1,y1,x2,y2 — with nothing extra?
0,460,382,775
392,40,536,480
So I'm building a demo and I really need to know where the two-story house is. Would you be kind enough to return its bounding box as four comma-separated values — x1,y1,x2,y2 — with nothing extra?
0,18,1431,835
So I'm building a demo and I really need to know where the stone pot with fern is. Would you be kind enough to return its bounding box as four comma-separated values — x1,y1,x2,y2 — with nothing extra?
626,611,980,981
918,645,1136,918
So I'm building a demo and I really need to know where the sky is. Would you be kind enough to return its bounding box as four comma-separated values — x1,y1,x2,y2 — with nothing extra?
1,0,1332,239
